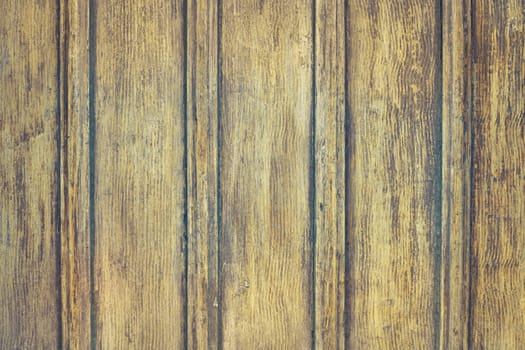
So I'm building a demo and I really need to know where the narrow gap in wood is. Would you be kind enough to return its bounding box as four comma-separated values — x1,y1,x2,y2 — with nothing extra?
467,0,475,347
440,0,453,345
182,0,189,348
88,0,97,348
56,0,65,347
310,0,317,348
435,0,444,348
216,0,223,348
343,0,350,346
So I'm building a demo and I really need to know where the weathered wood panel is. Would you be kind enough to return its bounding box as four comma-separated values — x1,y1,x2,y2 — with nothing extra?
0,1,60,348
92,0,186,348
314,0,346,348
471,0,525,348
219,0,313,347
2,2,525,348
58,0,92,348
345,0,442,348
186,0,220,348
439,0,472,348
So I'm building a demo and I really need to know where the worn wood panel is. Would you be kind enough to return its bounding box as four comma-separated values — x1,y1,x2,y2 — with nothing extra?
345,0,442,348
186,0,220,348
92,0,186,348
314,0,346,348
0,1,60,348
439,0,472,348
58,0,92,348
219,0,313,348
471,0,525,348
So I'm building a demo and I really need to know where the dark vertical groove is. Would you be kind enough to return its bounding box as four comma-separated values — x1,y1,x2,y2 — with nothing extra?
310,0,317,348
216,0,223,348
442,0,454,346
343,0,350,347
434,0,444,348
88,0,97,348
442,1,450,346
182,0,189,348
467,0,476,348
55,0,63,348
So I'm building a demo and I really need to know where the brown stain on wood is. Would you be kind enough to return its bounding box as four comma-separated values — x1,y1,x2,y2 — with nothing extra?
1,0,525,348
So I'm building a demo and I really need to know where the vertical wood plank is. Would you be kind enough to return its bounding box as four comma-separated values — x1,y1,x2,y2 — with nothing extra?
471,0,525,348
314,0,346,348
440,0,472,348
345,0,442,348
92,1,187,348
186,0,220,348
219,0,313,347
58,0,92,348
0,1,60,348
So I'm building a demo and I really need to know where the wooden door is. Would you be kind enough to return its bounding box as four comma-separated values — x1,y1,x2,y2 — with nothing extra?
1,0,523,349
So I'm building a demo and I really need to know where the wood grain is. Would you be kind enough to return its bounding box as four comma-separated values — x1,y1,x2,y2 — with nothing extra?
58,0,92,348
186,0,220,348
345,0,442,348
219,0,313,347
0,1,60,348
314,0,346,348
3,2,525,348
92,0,187,348
471,0,525,348
439,0,472,348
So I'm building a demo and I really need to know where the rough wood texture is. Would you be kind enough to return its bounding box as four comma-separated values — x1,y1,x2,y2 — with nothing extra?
471,0,525,348
345,0,442,348
4,1,525,348
58,0,92,348
0,1,60,348
186,0,220,348
92,0,187,348
439,0,472,348
314,0,346,348
219,0,313,347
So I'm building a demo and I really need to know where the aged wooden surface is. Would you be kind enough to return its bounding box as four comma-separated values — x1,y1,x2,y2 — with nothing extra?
58,0,92,348
186,0,220,348
2,0,525,348
219,0,313,348
439,0,472,348
470,0,525,348
314,0,346,348
92,0,186,348
0,1,60,348
346,0,441,348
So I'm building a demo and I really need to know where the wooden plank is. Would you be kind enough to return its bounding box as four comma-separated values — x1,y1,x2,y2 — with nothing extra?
92,1,187,348
439,0,473,348
186,0,220,348
58,0,92,348
219,0,313,347
314,0,346,348
345,1,442,348
470,0,525,348
0,1,60,348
